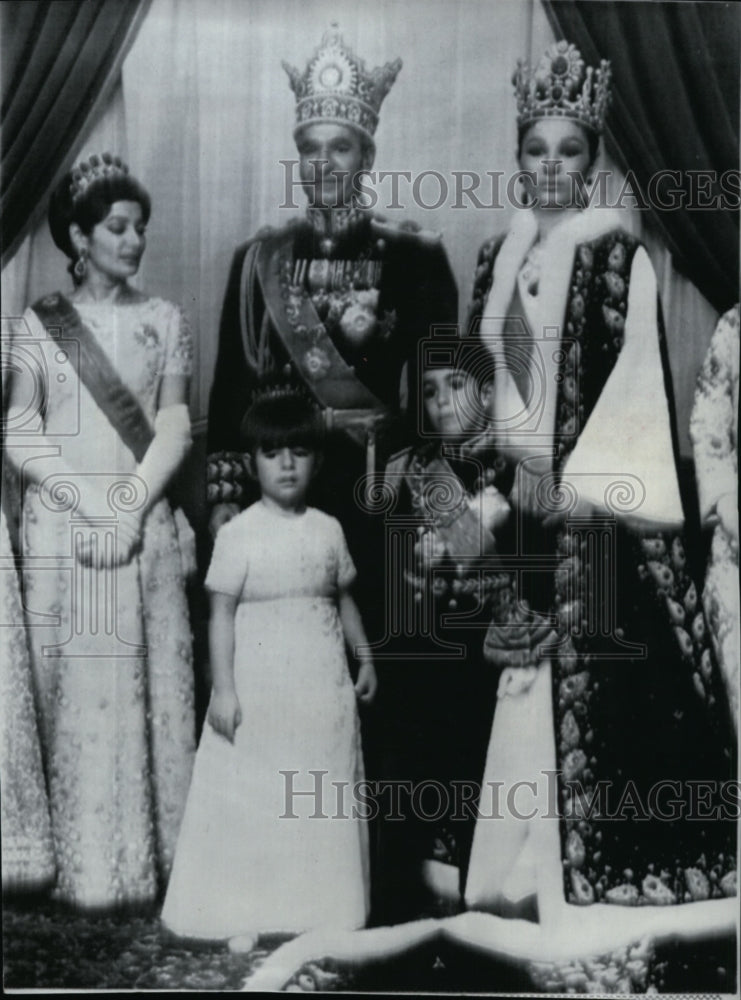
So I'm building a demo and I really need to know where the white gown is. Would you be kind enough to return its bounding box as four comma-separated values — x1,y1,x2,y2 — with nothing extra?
8,297,196,908
0,500,56,890
161,502,369,939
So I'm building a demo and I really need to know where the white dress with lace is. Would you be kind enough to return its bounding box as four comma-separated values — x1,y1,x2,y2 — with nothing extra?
1,502,56,890
161,502,369,939
14,297,196,908
1,322,56,890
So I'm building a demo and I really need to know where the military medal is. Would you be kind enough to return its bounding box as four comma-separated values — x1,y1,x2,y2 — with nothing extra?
302,345,331,380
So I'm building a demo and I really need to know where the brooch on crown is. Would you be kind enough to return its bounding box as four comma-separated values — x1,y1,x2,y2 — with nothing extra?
513,40,612,134
283,24,402,143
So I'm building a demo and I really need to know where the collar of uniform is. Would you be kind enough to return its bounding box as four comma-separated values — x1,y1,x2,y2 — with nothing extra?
304,205,368,254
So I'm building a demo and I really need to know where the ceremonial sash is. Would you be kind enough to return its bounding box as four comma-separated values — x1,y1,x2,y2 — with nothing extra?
31,292,154,461
402,449,496,558
30,292,196,578
253,231,387,414
398,447,554,666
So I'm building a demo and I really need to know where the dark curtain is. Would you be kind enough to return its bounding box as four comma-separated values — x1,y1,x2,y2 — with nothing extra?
544,0,740,313
1,0,150,267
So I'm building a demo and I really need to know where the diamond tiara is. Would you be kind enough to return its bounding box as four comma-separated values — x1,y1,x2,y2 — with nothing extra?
70,153,129,203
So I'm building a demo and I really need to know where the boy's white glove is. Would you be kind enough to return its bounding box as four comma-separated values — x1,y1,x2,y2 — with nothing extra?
468,484,510,533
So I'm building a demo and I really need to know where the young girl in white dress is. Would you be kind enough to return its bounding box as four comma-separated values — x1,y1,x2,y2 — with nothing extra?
161,383,376,944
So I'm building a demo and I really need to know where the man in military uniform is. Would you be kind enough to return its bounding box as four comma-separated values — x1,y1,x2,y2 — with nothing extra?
206,26,457,550
206,26,458,925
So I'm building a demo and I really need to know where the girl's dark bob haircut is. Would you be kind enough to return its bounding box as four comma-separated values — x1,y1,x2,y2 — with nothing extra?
240,380,324,455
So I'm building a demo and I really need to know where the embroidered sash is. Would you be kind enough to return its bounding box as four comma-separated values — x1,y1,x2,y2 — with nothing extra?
31,293,154,462
403,450,496,558
253,230,387,413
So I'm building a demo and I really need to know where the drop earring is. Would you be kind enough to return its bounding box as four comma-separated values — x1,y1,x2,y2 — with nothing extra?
517,174,533,208
74,247,88,280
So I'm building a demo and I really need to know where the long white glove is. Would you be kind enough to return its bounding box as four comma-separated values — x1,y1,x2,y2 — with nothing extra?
76,403,192,568
4,431,136,568
135,403,192,514
5,402,191,567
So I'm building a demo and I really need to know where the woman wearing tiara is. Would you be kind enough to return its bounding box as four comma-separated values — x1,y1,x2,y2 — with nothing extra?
3,154,196,909
461,40,736,938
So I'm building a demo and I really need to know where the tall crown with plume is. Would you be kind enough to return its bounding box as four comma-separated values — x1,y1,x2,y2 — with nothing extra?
282,24,402,144
513,40,612,134
70,152,129,203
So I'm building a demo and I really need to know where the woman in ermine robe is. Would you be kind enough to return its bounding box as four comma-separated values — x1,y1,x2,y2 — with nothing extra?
463,40,736,939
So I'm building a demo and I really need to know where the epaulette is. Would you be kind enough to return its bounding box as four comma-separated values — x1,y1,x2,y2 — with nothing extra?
248,216,303,245
370,214,442,248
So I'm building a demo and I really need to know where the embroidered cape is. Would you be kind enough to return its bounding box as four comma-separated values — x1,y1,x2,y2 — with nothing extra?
467,209,737,908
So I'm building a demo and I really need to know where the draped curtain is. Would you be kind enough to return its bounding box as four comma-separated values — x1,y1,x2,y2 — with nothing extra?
544,0,740,314
1,0,151,267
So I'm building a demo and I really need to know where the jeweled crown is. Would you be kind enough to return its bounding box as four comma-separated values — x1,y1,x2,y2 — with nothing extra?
513,40,611,134
283,24,402,144
70,152,129,203
249,374,316,409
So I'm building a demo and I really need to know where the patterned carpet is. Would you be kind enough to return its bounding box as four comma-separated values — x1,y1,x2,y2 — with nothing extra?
3,894,737,992
2,896,280,991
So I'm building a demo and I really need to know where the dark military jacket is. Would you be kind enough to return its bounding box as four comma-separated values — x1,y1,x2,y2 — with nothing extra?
206,209,458,508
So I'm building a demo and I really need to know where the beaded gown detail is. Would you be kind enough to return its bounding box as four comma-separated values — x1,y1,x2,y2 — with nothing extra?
16,297,196,908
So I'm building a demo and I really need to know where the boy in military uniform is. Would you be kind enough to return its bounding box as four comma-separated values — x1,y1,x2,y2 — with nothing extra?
374,334,511,922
